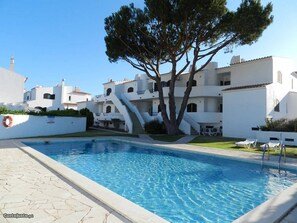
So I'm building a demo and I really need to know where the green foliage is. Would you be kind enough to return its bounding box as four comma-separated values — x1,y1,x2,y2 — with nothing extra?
79,108,94,130
0,107,27,115
104,0,273,64
27,109,81,117
144,120,167,134
0,107,84,117
104,0,273,135
260,118,297,132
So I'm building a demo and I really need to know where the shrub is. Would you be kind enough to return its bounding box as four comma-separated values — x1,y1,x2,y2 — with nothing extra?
79,108,94,130
27,109,80,117
144,120,167,134
260,118,297,132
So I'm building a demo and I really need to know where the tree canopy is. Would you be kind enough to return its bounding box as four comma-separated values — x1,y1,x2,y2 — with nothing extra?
104,0,273,135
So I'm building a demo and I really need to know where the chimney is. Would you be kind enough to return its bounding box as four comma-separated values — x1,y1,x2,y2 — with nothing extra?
10,56,15,72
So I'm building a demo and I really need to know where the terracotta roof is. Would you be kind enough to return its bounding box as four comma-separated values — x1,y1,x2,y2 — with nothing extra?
70,91,90,95
223,83,271,91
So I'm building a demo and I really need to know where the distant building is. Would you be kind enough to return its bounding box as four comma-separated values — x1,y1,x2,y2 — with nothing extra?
90,56,297,138
24,79,92,111
0,57,27,110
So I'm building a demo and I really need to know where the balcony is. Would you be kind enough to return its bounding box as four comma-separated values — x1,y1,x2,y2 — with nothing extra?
124,90,159,101
190,86,226,97
186,112,222,123
94,85,227,103
93,94,112,103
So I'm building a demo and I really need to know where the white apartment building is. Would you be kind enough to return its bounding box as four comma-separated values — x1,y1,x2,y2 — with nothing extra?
24,79,92,111
90,56,297,138
0,57,27,110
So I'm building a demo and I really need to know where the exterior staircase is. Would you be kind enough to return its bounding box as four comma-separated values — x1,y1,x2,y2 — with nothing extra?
119,94,145,134
127,110,144,134
183,113,201,134
109,93,133,133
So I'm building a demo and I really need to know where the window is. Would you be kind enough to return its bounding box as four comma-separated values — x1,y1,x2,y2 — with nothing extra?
277,71,282,84
187,103,197,112
224,80,231,85
127,87,134,93
26,96,30,100
274,99,280,112
106,88,112,96
220,80,231,86
186,80,197,87
106,105,111,113
69,96,71,101
43,93,51,99
43,93,55,100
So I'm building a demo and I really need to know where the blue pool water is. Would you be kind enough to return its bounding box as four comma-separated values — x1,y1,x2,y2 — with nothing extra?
25,140,297,223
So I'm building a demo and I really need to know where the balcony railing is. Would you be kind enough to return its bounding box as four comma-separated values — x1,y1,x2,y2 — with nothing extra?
94,112,124,121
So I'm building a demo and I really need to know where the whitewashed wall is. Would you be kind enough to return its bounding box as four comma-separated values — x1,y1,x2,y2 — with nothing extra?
287,92,297,119
0,67,25,103
0,114,86,139
223,87,267,138
230,57,273,86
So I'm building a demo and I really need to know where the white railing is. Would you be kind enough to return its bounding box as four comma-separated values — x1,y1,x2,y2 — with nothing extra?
178,118,191,135
121,94,145,128
124,90,158,100
93,94,112,102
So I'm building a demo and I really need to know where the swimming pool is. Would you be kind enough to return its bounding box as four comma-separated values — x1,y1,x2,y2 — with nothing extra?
25,140,297,223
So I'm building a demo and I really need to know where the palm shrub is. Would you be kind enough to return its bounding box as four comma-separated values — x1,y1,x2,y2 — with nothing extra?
144,120,167,134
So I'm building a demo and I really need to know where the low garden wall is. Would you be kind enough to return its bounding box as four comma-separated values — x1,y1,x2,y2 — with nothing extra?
254,130,297,146
0,114,86,139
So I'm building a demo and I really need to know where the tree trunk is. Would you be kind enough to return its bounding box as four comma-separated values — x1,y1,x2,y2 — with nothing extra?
166,122,180,135
167,62,179,135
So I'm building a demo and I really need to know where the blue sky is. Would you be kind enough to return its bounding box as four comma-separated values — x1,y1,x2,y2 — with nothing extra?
0,0,296,96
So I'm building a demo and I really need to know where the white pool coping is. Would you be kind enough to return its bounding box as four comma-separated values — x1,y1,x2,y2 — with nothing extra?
16,136,297,223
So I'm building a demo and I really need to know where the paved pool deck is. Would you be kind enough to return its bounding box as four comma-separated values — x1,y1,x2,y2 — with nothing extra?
0,136,297,223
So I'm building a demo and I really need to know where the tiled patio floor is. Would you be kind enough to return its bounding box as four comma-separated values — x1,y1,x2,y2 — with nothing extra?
0,140,129,223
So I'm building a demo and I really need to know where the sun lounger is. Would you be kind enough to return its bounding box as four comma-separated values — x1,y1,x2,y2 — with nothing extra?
260,142,280,151
235,139,257,148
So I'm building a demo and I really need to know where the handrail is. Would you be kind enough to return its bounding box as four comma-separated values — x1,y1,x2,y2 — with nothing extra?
261,144,270,164
278,143,287,169
183,113,201,134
